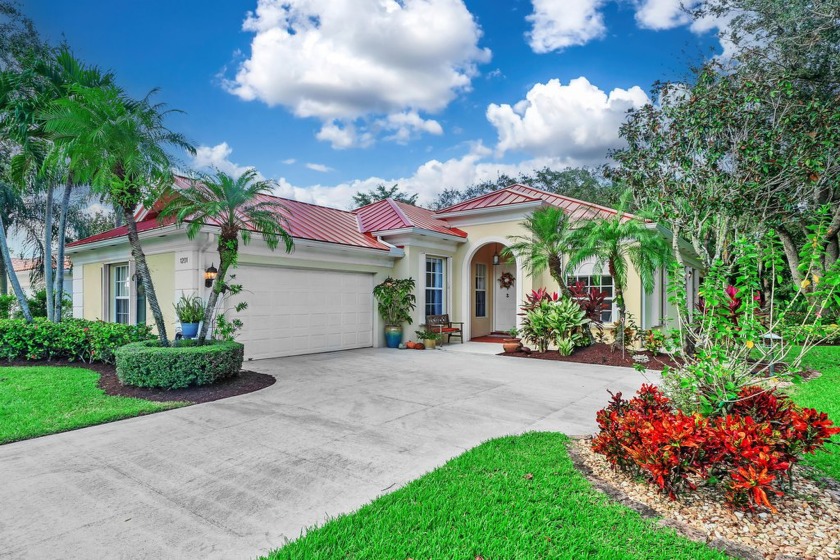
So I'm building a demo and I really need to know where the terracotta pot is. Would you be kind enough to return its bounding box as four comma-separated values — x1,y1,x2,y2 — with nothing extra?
502,338,521,353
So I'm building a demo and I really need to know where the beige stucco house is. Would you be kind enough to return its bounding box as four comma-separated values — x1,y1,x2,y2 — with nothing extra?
66,180,703,360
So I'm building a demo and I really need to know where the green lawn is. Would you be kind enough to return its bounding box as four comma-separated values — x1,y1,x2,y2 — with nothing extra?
264,432,729,560
0,366,185,444
790,346,840,480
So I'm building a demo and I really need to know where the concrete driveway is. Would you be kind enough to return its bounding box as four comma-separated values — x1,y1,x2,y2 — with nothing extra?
0,347,655,560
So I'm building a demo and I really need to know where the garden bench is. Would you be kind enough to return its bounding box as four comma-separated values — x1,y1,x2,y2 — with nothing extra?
425,314,464,344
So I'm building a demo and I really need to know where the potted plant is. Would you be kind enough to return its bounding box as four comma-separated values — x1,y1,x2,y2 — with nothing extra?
415,329,442,350
373,277,416,348
174,293,205,339
502,327,522,353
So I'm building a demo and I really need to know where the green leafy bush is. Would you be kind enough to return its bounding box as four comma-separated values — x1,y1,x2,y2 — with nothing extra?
115,339,244,389
520,294,589,353
0,318,153,363
12,288,72,319
0,294,15,319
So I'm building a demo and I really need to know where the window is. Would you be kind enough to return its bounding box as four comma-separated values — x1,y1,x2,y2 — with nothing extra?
568,274,614,322
110,263,130,324
425,256,445,316
474,263,487,317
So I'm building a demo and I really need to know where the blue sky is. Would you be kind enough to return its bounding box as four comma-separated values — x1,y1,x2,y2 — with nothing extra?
22,0,721,208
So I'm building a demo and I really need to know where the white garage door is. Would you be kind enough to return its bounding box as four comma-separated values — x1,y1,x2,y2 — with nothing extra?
230,266,374,360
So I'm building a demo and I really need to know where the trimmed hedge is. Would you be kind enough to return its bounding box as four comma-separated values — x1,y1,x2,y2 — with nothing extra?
115,339,244,389
0,318,153,364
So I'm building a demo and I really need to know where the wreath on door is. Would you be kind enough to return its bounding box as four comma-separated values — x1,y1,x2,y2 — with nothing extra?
498,272,515,290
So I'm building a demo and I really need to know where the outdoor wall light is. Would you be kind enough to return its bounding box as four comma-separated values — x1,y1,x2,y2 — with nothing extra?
204,264,218,288
492,243,501,265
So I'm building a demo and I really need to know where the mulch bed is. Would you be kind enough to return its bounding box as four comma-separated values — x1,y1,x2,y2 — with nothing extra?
499,343,682,371
570,437,840,560
2,360,275,403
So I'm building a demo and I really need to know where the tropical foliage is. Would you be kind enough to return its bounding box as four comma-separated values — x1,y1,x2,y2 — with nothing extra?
160,169,294,342
504,206,575,296
593,384,839,512
372,277,417,326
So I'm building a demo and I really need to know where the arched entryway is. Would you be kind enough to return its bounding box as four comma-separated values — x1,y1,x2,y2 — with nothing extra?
461,239,524,341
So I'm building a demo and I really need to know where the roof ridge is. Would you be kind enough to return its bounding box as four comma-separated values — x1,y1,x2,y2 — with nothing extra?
386,198,413,228
510,183,634,218
435,185,540,214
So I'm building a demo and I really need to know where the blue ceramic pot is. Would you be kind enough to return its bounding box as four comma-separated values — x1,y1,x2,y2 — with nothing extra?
384,325,402,348
181,322,200,339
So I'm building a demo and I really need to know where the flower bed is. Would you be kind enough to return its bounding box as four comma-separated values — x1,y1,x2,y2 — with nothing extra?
591,385,839,511
574,439,840,559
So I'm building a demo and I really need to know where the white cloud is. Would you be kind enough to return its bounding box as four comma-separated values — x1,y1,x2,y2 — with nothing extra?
633,0,695,30
526,0,606,53
191,141,587,211
486,77,649,161
305,163,333,173
379,111,443,144
227,0,490,147
191,142,264,179
281,158,296,164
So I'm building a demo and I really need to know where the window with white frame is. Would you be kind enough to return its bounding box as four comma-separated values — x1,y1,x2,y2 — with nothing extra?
110,263,130,324
568,274,615,323
474,263,487,317
425,256,446,316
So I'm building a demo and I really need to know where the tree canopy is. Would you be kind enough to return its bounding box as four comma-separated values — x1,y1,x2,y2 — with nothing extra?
352,183,418,208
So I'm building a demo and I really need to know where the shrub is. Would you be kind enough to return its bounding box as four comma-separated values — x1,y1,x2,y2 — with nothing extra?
592,385,840,512
0,318,153,364
12,288,72,319
519,293,589,353
0,294,15,319
115,339,244,389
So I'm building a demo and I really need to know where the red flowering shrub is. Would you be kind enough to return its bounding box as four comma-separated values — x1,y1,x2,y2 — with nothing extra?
592,385,840,511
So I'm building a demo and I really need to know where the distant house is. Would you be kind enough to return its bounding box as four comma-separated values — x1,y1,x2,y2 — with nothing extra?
67,176,702,360
7,258,73,298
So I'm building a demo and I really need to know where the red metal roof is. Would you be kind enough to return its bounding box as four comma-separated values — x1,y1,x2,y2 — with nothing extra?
68,190,392,252
435,183,637,222
354,199,467,238
67,216,176,248
254,195,390,250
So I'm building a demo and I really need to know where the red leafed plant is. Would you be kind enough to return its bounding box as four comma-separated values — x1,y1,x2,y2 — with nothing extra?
592,385,840,511
521,288,560,312
568,280,610,323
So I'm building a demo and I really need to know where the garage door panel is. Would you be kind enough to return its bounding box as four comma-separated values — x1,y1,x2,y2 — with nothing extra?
232,266,375,360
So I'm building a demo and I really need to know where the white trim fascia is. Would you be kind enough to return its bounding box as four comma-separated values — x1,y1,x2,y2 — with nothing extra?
433,200,543,221
66,224,182,254
68,223,399,264
379,233,461,253
372,227,467,244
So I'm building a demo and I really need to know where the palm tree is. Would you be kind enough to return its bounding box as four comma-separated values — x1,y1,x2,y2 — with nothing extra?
565,195,669,333
44,83,194,345
161,169,294,342
0,168,33,320
2,47,113,321
503,206,574,296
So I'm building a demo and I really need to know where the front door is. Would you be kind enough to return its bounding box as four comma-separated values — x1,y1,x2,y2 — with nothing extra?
494,263,516,332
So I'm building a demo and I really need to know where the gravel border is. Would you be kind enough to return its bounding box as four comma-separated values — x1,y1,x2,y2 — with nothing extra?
569,437,840,560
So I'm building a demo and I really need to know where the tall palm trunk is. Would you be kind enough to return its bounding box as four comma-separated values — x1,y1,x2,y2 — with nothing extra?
44,184,54,321
53,180,72,321
548,253,571,297
124,208,169,346
0,213,32,321
0,250,6,295
198,237,237,343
